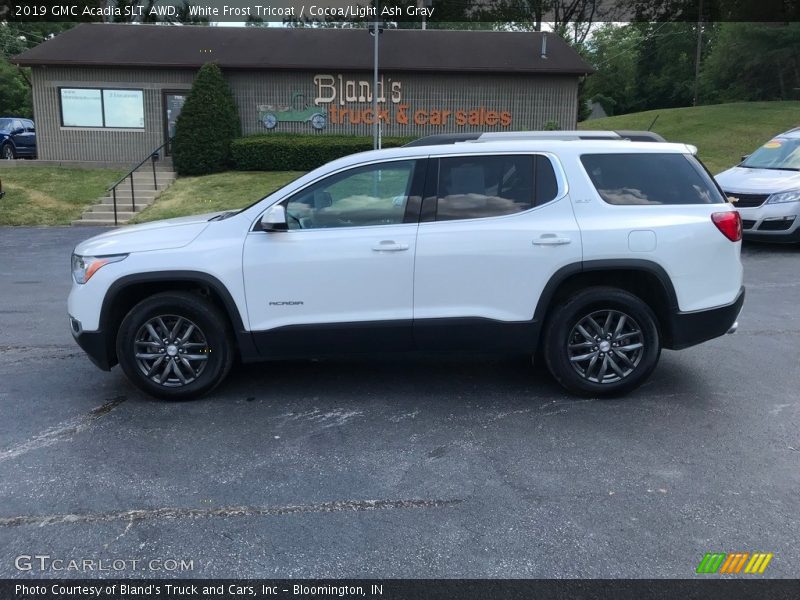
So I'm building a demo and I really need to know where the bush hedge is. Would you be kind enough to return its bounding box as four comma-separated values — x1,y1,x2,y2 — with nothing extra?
173,63,241,176
231,134,416,171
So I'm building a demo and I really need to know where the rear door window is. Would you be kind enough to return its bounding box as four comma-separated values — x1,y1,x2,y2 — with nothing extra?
433,154,559,222
580,153,725,205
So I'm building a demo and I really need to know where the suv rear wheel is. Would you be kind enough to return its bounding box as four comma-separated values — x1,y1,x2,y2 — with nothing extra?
543,287,661,397
116,292,234,400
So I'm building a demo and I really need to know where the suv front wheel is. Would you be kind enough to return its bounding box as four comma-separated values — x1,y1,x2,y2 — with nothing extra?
543,287,661,397
116,292,234,400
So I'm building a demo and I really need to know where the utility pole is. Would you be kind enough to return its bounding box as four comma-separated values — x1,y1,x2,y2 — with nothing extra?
371,3,382,150
693,0,704,106
418,0,431,30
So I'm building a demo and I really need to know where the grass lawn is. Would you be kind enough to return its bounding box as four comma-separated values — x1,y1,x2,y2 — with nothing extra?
580,101,800,174
0,166,124,226
131,171,304,223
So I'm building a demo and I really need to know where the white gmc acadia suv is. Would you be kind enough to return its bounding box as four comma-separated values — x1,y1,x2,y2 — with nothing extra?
68,139,745,400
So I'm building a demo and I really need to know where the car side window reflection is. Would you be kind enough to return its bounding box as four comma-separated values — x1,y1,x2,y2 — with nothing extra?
284,160,416,230
433,155,559,222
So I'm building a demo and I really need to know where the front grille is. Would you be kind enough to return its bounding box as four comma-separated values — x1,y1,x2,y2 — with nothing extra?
758,218,795,231
725,192,769,208
741,219,757,230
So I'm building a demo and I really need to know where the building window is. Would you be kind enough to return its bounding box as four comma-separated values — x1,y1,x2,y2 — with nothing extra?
60,88,145,129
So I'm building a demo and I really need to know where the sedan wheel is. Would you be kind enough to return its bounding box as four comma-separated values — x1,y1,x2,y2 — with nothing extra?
2,145,14,160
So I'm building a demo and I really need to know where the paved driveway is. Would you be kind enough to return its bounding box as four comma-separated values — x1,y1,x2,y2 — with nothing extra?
0,227,798,578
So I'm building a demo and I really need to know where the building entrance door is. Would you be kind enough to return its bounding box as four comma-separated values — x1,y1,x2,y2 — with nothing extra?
163,91,188,155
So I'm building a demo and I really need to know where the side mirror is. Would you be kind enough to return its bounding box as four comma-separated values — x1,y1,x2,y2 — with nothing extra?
259,204,288,232
12,128,24,135
741,154,750,163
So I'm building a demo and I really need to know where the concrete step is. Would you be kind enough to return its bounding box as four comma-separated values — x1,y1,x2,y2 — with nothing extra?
102,191,159,201
98,198,156,208
130,171,176,178
82,210,137,221
90,204,147,214
127,173,175,187
72,219,120,226
74,162,176,226
125,179,175,187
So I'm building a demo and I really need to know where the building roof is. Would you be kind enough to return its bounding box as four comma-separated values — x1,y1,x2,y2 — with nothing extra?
12,23,593,75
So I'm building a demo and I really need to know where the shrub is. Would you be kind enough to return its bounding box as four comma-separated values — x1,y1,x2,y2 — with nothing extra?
173,63,241,176
231,134,416,172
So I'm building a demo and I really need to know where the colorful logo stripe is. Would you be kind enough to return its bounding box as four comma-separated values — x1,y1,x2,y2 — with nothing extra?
697,552,773,574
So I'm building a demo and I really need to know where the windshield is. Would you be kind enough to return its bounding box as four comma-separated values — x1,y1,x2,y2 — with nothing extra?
0,119,12,132
741,137,800,171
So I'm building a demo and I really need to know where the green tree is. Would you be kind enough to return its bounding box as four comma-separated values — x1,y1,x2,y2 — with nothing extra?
172,63,241,176
633,22,710,111
0,23,78,117
700,23,800,103
0,58,31,116
582,23,644,116
582,22,717,114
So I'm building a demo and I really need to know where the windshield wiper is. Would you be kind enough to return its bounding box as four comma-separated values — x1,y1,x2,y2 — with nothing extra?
742,165,800,171
208,211,237,221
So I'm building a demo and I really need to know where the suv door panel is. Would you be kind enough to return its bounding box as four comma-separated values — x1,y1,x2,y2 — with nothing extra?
413,154,582,345
242,159,425,355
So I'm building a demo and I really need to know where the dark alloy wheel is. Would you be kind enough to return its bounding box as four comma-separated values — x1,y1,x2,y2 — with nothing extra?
567,309,644,384
543,287,661,397
116,292,234,400
133,315,211,387
2,144,14,160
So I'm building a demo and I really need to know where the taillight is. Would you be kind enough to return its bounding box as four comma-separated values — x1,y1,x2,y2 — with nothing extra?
712,211,742,242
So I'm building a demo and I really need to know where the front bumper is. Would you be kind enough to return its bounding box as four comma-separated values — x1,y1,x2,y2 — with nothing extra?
665,287,745,350
70,317,115,371
738,202,800,242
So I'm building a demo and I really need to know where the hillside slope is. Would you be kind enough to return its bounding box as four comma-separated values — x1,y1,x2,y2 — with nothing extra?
580,101,800,173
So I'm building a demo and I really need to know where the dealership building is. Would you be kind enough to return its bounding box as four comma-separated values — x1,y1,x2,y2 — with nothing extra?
13,24,592,164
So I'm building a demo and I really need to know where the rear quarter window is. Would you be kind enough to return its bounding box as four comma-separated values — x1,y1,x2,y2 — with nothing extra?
580,153,725,205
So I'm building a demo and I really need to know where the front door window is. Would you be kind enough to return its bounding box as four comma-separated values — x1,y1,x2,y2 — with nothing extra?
284,160,416,230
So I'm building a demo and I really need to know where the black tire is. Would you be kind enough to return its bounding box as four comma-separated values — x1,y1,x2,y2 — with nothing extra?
543,287,661,397
116,292,234,400
2,144,15,160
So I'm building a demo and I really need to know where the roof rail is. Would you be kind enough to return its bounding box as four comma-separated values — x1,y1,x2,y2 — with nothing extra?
403,130,665,147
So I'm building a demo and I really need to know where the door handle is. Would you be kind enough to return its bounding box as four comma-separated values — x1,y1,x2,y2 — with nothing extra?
372,240,409,252
533,234,572,246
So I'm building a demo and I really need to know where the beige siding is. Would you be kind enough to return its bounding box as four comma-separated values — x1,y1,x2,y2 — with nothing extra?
31,67,194,162
31,66,579,162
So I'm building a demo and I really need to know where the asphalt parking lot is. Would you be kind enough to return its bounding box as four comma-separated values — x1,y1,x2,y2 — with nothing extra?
0,227,798,579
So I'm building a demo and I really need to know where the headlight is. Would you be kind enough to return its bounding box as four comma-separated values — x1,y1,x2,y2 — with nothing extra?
71,254,127,284
766,189,800,204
